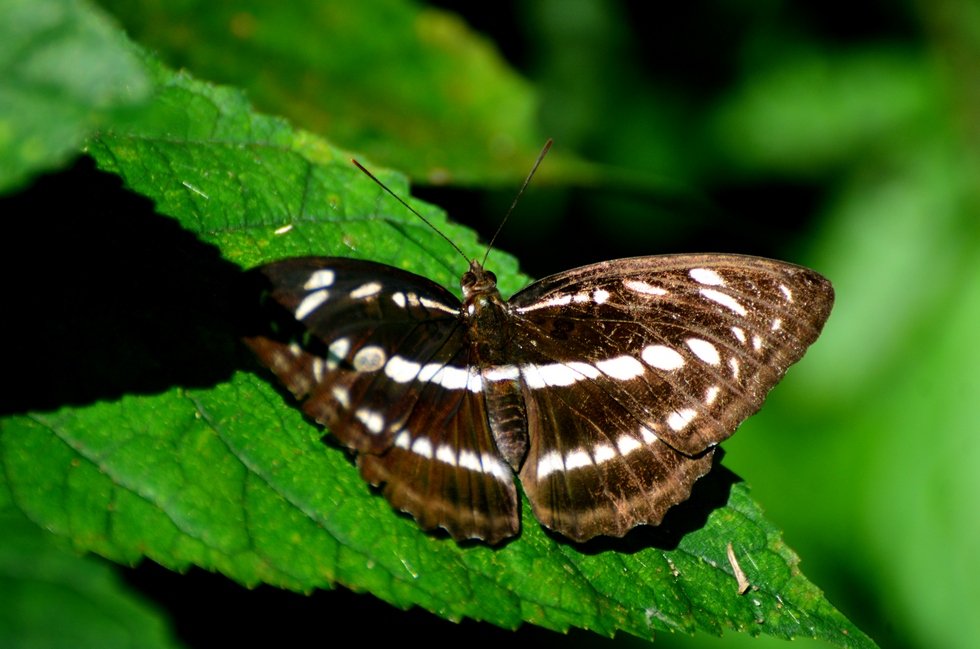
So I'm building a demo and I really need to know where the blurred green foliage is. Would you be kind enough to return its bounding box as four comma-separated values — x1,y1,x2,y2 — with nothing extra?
0,511,182,648
2,0,979,648
0,0,151,192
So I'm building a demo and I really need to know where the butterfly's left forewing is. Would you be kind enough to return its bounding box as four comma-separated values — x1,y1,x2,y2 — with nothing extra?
244,257,520,543
507,254,833,541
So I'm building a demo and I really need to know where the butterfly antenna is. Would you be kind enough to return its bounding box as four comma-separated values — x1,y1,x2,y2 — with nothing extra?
351,159,470,263
482,139,553,267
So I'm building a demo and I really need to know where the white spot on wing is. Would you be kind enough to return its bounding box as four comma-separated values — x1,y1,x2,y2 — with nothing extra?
458,449,481,472
288,342,301,357
752,335,762,351
434,365,467,390
536,364,581,387
640,426,658,444
394,431,410,449
294,289,329,320
617,435,642,455
332,386,350,408
779,284,793,301
595,355,645,380
515,294,572,313
327,338,350,369
304,269,335,290
485,365,520,382
481,453,512,482
466,368,484,393
731,326,746,343
593,444,616,463
573,291,589,303
700,288,747,316
352,345,387,372
642,345,685,370
593,288,610,304
392,292,407,308
771,317,782,331
566,361,601,378
433,365,471,391
420,296,458,313
452,449,510,481
624,279,667,295
690,268,725,286
384,356,421,383
312,357,325,382
705,385,720,405
564,450,592,470
411,437,433,459
538,363,581,386
686,338,720,365
729,357,740,379
350,281,382,299
270,350,289,372
520,362,602,389
520,365,544,389
417,363,439,382
667,408,698,431
536,451,564,479
418,363,482,392
354,408,384,434
435,444,457,466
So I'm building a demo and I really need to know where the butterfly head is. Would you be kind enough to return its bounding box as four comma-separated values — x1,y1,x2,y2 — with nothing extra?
460,259,498,299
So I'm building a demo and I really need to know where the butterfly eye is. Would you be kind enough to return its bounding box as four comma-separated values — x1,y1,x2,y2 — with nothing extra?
460,271,477,290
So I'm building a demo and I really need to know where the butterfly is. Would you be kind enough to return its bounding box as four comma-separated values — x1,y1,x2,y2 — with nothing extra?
243,153,835,545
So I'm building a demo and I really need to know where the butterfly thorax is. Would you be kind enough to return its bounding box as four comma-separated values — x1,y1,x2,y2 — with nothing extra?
460,260,509,358
459,260,530,470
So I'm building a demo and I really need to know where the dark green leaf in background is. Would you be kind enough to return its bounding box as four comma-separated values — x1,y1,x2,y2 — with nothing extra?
0,0,151,193
93,0,599,187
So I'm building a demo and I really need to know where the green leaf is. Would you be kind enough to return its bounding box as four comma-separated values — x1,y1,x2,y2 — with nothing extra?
93,0,600,186
2,379,872,645
0,510,183,649
0,0,152,193
0,49,875,647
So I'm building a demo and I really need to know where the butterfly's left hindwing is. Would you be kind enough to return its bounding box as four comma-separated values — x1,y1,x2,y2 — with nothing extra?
244,257,520,543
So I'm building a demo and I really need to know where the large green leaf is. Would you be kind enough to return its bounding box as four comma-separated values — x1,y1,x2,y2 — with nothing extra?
0,48,874,647
0,0,151,193
94,0,605,187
